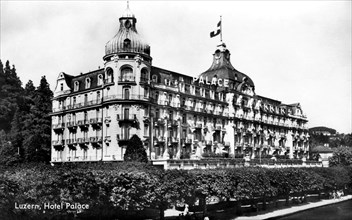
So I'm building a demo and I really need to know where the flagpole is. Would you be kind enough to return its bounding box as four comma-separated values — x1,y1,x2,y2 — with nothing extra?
220,15,223,43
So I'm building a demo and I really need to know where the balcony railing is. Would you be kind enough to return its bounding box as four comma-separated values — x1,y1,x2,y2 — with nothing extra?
89,136,102,143
185,139,192,144
116,114,137,121
156,136,165,142
90,118,103,125
77,138,89,144
52,140,65,146
196,123,203,128
104,136,111,142
53,123,65,131
104,94,151,101
66,139,77,145
118,76,136,82
215,125,222,130
77,120,89,127
66,121,77,128
168,137,178,143
104,116,111,124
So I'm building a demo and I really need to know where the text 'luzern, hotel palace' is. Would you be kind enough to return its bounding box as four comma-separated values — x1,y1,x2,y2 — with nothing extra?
50,4,310,169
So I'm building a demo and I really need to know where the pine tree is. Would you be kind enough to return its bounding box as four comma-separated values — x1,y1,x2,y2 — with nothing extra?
0,60,23,132
22,76,53,162
124,134,148,163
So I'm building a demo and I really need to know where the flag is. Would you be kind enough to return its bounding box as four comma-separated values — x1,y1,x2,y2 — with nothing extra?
210,20,221,38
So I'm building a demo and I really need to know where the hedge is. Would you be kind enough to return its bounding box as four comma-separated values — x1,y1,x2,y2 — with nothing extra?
1,163,351,220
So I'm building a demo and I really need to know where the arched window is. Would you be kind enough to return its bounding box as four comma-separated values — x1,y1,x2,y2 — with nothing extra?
85,78,91,89
123,39,131,50
106,68,113,83
74,81,79,91
97,74,104,85
152,74,158,83
121,66,134,82
141,68,148,82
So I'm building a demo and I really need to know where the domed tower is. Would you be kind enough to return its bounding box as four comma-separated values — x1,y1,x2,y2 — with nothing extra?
102,3,152,160
198,43,255,94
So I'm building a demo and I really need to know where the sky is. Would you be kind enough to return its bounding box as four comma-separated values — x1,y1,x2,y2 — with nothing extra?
1,1,351,133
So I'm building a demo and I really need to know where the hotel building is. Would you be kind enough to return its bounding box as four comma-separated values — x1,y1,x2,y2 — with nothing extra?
51,5,310,167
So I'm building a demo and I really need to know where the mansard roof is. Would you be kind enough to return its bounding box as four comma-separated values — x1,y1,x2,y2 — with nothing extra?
68,68,104,93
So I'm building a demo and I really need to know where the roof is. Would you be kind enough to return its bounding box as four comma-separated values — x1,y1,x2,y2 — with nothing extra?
309,126,337,134
69,69,104,93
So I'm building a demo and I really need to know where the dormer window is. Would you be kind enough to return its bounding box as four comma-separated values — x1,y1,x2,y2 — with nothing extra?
85,78,91,89
123,39,131,50
98,74,104,85
152,75,158,83
74,81,79,91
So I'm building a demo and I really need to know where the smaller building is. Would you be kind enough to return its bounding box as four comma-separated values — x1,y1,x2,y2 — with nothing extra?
309,126,336,136
310,145,333,167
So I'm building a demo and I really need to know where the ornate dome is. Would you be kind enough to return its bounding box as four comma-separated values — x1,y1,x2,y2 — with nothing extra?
104,5,150,59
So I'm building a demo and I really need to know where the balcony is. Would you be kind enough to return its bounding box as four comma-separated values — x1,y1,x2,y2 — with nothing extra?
89,136,102,143
185,139,192,144
140,77,149,84
154,119,165,127
215,125,222,131
66,121,77,130
157,136,166,143
90,118,103,127
195,123,203,129
52,140,65,146
77,120,89,129
118,76,136,85
104,136,111,143
53,123,65,132
66,139,77,145
206,140,212,146
169,120,178,127
116,114,137,121
168,137,178,143
77,138,89,144
116,134,130,145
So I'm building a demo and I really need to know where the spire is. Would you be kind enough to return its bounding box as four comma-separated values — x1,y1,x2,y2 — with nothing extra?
122,0,135,18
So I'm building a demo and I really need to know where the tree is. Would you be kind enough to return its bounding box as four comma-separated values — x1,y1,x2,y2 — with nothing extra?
0,60,23,132
22,76,53,162
124,134,148,162
329,146,352,167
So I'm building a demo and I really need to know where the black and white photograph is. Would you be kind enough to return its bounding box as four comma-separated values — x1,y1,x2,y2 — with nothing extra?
0,1,351,219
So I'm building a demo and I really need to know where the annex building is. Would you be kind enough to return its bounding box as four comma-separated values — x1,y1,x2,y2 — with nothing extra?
51,5,310,168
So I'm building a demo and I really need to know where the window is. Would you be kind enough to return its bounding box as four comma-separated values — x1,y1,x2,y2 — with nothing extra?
124,108,130,119
121,66,133,81
124,88,130,99
98,74,103,85
152,75,158,83
74,81,79,91
60,83,63,91
85,78,91,89
141,69,148,82
97,91,101,101
123,38,131,50
84,94,88,104
106,68,113,83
